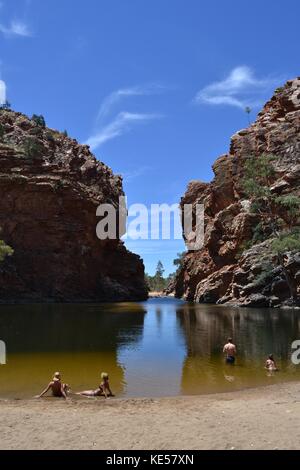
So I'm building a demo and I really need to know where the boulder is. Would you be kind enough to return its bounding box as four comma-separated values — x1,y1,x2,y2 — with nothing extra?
242,294,269,308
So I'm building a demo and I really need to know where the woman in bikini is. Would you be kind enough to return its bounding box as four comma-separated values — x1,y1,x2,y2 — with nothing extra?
77,372,114,399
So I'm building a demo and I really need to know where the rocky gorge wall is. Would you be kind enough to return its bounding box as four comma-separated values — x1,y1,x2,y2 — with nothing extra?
173,78,300,307
0,110,148,302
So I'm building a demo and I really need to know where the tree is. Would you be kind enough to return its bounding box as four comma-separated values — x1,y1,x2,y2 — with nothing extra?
152,261,165,292
32,114,46,128
173,252,186,272
242,154,300,300
145,274,153,292
0,239,13,263
145,261,170,292
245,106,252,125
156,261,165,278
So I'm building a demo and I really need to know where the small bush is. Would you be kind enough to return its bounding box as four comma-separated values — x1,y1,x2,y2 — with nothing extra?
0,239,14,263
30,126,43,137
253,264,274,287
32,114,46,128
23,137,44,160
235,240,252,260
0,124,4,141
45,131,55,143
252,222,268,244
272,229,300,254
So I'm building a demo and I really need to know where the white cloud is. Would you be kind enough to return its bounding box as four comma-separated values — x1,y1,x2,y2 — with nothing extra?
0,20,32,37
86,111,162,150
194,66,279,109
0,79,6,104
123,165,152,183
86,84,165,150
97,84,165,122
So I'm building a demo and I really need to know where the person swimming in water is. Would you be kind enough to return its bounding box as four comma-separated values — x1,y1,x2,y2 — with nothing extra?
265,354,278,371
77,372,114,399
37,372,70,399
223,338,237,365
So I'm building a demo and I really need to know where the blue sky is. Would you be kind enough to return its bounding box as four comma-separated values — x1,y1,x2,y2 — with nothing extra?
0,0,299,275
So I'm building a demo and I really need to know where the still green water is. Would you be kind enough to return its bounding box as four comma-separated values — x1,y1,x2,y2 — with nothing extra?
0,298,300,399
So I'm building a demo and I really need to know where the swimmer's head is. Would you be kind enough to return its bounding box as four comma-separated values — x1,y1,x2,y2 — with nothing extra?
101,372,109,380
228,338,233,343
269,354,274,361
53,372,61,381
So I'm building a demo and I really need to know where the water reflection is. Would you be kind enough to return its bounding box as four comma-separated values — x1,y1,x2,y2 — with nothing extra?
0,300,300,398
177,303,300,394
0,303,146,352
0,303,146,398
117,298,186,397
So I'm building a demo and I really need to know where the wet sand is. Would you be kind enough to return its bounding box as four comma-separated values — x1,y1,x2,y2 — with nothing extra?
0,382,300,450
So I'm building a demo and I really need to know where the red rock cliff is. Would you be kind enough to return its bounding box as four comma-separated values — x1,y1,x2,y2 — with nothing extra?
0,110,148,302
174,78,300,307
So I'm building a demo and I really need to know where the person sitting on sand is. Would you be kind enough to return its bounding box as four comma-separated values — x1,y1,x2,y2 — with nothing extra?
77,372,114,399
37,372,70,399
223,338,237,365
265,354,278,371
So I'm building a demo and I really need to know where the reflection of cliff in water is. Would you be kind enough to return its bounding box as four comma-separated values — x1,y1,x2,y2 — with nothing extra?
0,303,146,353
176,304,300,359
0,303,146,398
177,304,300,395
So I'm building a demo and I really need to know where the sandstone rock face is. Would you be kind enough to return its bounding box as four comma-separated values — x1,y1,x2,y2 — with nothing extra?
0,110,148,302
174,79,300,307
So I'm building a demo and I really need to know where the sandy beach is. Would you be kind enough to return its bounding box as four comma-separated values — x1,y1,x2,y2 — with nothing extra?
0,382,300,450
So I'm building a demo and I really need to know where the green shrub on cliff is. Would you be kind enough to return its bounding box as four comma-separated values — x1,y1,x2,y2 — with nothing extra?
23,137,44,160
0,239,13,263
243,154,276,199
242,154,300,300
253,264,274,287
275,195,300,229
272,229,300,254
0,124,4,142
252,222,268,244
32,114,46,128
45,131,55,143
173,252,186,271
